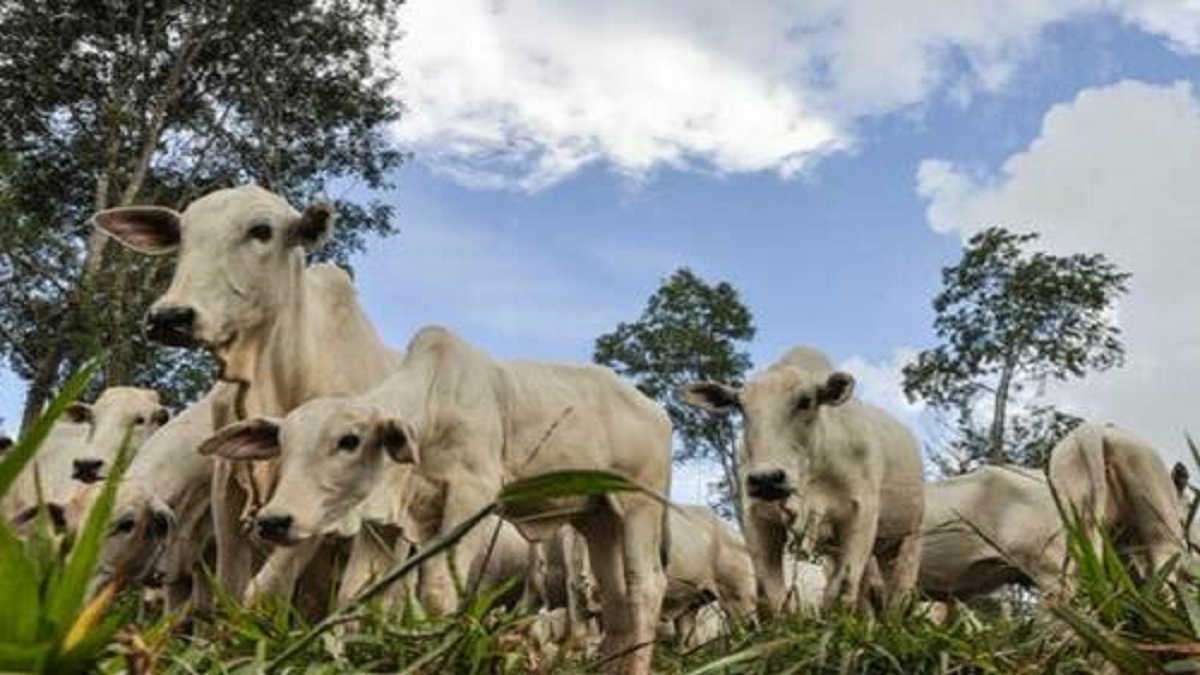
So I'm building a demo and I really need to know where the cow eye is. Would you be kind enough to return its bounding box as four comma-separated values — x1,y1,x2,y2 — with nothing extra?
113,516,136,535
336,433,360,453
248,223,273,242
134,415,146,425
794,395,813,413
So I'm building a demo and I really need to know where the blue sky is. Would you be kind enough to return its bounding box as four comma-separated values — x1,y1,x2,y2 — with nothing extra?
6,3,1200,504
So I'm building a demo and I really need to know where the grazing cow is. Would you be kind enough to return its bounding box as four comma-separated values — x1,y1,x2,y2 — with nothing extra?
100,384,235,610
5,387,169,531
0,435,12,454
662,505,756,630
94,185,404,604
682,346,924,613
201,326,672,674
920,466,1064,600
1048,423,1186,577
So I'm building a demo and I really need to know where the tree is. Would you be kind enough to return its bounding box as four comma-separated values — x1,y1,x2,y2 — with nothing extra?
0,1,406,430
903,227,1128,468
594,268,755,522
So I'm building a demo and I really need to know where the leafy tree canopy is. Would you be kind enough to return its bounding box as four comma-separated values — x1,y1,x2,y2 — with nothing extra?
594,268,755,520
903,227,1128,468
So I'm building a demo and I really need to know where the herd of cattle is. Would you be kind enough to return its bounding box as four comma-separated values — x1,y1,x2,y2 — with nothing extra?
0,185,1193,673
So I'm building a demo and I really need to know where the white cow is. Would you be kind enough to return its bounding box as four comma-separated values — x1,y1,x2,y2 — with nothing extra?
201,326,672,674
662,505,756,630
1048,423,1186,577
920,465,1064,600
94,185,404,605
682,346,924,613
99,384,237,610
6,386,170,532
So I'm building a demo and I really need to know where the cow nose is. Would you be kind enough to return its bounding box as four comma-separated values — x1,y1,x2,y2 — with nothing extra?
746,469,791,501
256,514,294,542
147,509,173,539
72,458,105,483
145,305,196,346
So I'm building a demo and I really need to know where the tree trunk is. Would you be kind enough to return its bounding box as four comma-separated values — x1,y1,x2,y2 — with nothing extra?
988,361,1016,464
716,422,746,529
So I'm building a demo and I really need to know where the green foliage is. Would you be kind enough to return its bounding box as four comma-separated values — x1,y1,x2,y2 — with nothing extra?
936,404,1085,474
904,227,1128,468
0,0,406,428
594,268,755,519
0,358,136,673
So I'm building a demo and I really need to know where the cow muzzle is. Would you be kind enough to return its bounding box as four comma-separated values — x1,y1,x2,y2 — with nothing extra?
255,513,295,545
746,469,793,502
145,304,197,347
72,457,105,484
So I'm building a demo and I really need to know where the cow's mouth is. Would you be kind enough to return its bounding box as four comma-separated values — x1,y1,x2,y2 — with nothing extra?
747,482,793,501
73,466,105,484
144,569,165,589
259,532,300,547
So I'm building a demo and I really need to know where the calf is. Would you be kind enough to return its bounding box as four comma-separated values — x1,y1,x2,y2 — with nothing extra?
682,346,924,612
202,326,672,674
100,384,235,609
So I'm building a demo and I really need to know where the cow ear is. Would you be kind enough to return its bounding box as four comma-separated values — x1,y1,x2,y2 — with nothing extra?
92,206,182,255
198,418,282,461
817,372,855,407
376,419,418,464
151,406,171,426
286,202,336,250
679,382,741,414
1173,462,1190,496
65,403,94,425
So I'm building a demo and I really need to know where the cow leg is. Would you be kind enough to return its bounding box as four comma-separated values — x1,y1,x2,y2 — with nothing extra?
418,482,495,615
744,511,787,614
244,539,322,606
621,497,667,674
824,498,878,608
212,462,254,600
880,533,921,609
578,503,632,672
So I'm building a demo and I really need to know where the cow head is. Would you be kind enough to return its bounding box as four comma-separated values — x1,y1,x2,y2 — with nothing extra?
98,494,176,586
199,398,417,544
68,387,170,484
93,186,335,375
682,362,854,512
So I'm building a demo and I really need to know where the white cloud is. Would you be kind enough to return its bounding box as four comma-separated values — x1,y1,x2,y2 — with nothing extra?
394,0,1200,190
917,79,1200,468
840,348,925,429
